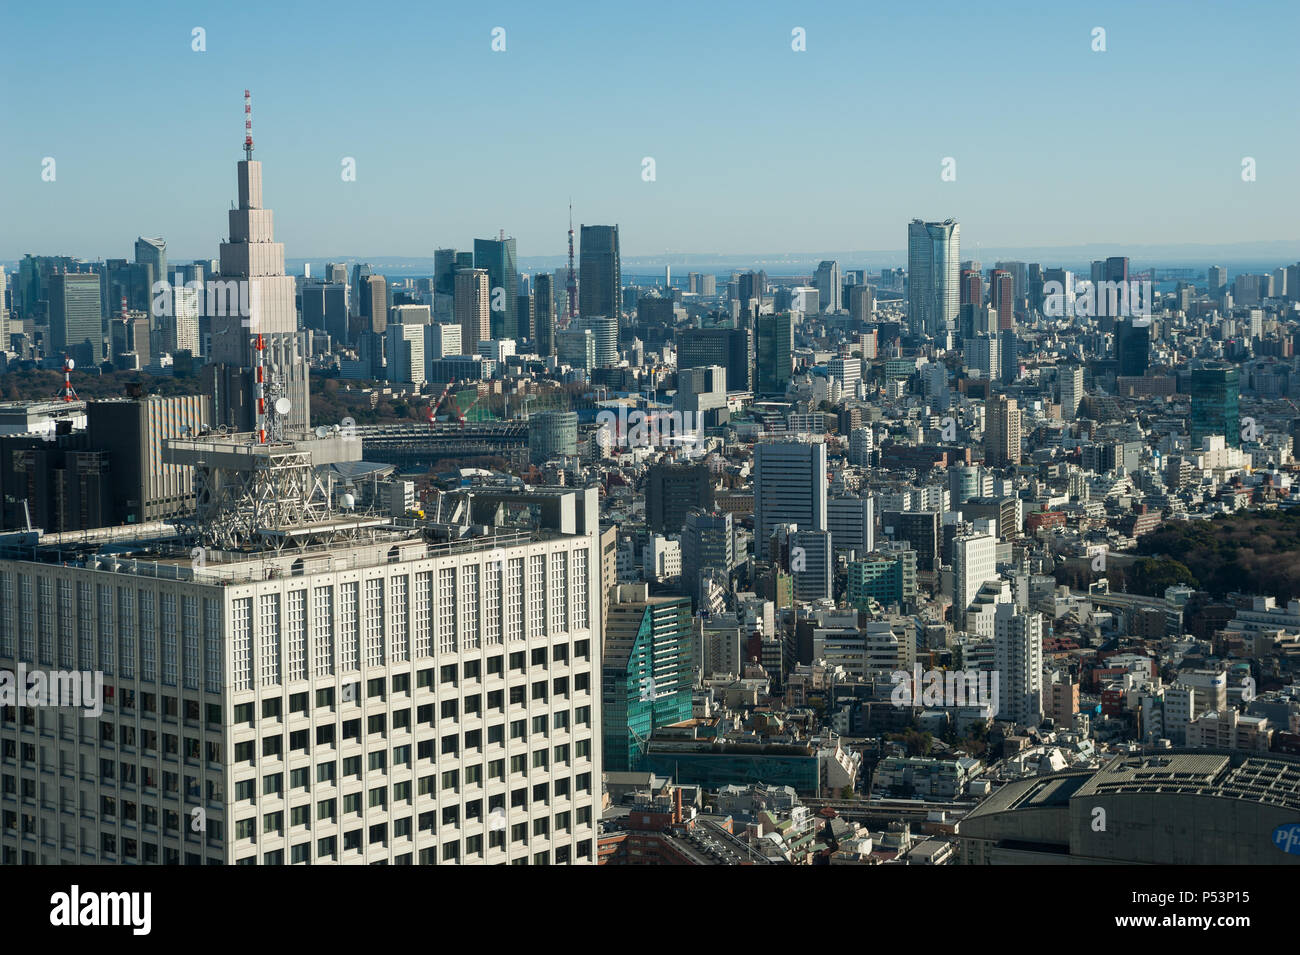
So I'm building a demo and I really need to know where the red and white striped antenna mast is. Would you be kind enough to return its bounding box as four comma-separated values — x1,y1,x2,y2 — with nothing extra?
244,89,266,443
244,88,254,159
60,355,78,402
254,332,267,443
566,201,577,324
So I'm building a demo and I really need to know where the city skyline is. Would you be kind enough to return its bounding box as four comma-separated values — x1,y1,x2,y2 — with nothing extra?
4,0,1299,261
4,0,1300,890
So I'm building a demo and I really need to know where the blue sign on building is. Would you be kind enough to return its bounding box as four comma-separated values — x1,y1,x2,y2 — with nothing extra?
1273,823,1300,855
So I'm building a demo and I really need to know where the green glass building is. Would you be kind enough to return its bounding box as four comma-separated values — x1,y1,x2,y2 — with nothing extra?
533,273,555,356
474,236,518,340
755,312,793,396
578,224,621,324
1190,365,1240,448
602,585,694,772
848,551,917,609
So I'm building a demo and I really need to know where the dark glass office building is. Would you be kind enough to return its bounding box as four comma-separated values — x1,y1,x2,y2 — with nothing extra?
474,236,518,340
534,273,555,356
1190,365,1240,448
755,312,793,396
677,326,753,392
578,225,621,324
1115,318,1150,377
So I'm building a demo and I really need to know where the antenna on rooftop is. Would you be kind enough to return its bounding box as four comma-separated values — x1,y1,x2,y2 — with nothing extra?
244,89,254,160
59,356,78,403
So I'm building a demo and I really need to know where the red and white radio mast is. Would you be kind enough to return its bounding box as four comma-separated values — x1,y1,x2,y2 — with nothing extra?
566,201,577,325
244,88,254,159
244,89,266,443
60,355,78,402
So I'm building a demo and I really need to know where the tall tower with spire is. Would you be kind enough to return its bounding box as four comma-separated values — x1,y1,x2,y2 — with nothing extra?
205,90,311,436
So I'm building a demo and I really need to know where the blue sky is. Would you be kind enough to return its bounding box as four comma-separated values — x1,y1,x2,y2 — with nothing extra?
3,0,1298,263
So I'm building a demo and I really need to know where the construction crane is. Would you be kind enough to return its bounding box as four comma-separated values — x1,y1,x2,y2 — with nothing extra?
427,380,459,424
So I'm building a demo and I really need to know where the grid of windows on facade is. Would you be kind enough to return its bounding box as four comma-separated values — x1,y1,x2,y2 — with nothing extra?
1,697,229,865
0,541,598,864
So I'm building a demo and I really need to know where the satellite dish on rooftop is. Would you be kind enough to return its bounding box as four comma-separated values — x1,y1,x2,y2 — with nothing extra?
315,425,329,438
274,397,292,416
66,358,75,370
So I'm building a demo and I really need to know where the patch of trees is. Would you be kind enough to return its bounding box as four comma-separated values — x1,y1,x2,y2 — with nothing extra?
1134,511,1300,600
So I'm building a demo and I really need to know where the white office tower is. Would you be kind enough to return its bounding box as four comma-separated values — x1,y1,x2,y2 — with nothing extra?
387,479,416,517
828,356,861,391
953,533,998,632
994,603,1043,727
828,495,874,560
0,266,8,344
1060,365,1084,420
674,364,727,419
848,426,874,467
207,104,311,434
815,260,842,313
643,534,682,580
754,439,828,543
907,219,960,339
576,315,618,368
170,282,201,355
789,286,819,316
0,448,604,865
386,323,426,386
424,323,462,362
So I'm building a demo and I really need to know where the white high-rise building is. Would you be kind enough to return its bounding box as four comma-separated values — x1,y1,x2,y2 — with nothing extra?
170,283,201,355
424,323,462,364
963,335,999,381
789,287,819,316
644,534,682,580
828,356,861,391
0,480,603,866
994,603,1043,726
754,440,828,543
455,269,490,351
953,533,998,632
848,426,874,467
208,123,311,434
386,323,426,386
1060,365,1084,420
815,260,842,314
0,266,8,345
